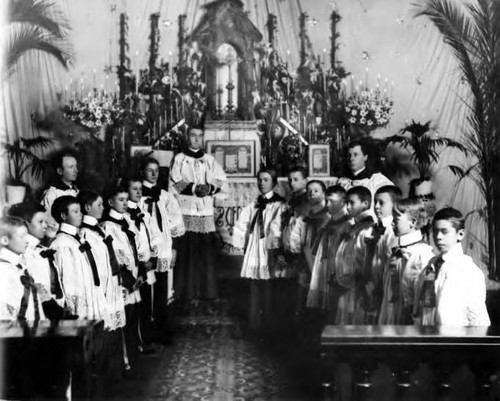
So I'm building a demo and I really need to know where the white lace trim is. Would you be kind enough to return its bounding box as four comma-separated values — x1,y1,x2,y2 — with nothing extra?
183,215,215,233
105,310,126,330
171,224,186,238
240,264,271,280
156,257,170,273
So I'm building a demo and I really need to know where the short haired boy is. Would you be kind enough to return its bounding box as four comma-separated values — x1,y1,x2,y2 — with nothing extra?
101,185,143,368
300,180,330,310
50,196,109,320
233,168,284,329
78,190,126,331
280,167,309,278
306,185,350,315
0,216,44,320
413,208,490,326
364,185,401,320
378,199,434,324
124,178,161,350
9,202,67,319
333,186,375,324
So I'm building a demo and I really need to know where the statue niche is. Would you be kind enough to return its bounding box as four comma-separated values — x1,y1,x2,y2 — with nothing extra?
188,0,262,120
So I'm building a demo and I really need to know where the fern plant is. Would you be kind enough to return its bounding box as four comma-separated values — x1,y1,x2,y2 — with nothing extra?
2,136,53,185
415,0,500,279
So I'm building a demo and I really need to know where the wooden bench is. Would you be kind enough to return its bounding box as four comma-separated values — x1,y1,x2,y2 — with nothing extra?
320,325,500,401
0,319,104,400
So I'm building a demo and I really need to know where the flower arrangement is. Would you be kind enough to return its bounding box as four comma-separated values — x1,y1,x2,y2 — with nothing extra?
63,91,146,132
345,89,393,128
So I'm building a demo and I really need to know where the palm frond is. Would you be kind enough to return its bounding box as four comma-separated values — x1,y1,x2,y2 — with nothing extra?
414,0,484,129
6,25,71,76
20,136,52,150
8,0,68,38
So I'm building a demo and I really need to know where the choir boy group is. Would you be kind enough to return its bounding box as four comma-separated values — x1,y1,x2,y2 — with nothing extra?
232,163,490,331
0,128,491,394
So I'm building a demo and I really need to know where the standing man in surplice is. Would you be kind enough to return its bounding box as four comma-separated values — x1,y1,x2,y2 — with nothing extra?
169,127,227,302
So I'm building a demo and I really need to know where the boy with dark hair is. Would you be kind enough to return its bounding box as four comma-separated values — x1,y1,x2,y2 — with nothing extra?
50,196,109,320
332,186,375,324
379,198,434,324
78,190,125,331
124,177,162,350
101,185,142,370
307,185,350,316
414,207,490,326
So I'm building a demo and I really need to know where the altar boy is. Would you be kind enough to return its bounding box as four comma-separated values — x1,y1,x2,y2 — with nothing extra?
0,216,43,320
9,202,68,319
413,207,490,326
333,186,375,324
101,185,142,368
50,196,109,320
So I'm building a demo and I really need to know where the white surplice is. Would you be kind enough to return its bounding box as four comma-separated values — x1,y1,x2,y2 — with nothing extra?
80,215,126,330
0,248,44,321
22,234,65,307
50,223,109,320
100,210,141,305
233,192,284,280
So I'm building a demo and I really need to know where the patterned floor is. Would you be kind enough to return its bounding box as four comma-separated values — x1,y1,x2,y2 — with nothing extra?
148,300,299,401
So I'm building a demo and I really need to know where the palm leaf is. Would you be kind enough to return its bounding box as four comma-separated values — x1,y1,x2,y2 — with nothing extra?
6,25,71,76
20,136,52,150
8,0,69,38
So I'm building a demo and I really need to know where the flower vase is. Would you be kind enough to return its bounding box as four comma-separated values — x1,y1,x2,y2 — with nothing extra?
6,184,26,205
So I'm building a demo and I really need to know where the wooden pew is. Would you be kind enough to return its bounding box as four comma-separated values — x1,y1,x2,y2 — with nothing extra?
0,319,104,400
320,325,500,401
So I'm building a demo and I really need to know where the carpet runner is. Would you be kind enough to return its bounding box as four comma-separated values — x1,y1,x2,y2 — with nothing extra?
148,300,293,400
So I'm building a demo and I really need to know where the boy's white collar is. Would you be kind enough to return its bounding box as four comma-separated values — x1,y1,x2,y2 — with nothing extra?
398,230,423,247
263,191,274,199
26,234,40,248
83,215,98,226
59,223,78,236
380,215,393,228
441,242,464,260
109,209,124,220
127,200,138,209
142,180,154,188
0,247,22,265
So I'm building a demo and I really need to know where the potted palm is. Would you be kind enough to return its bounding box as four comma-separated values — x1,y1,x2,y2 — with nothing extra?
415,0,500,280
2,136,53,204
385,119,468,194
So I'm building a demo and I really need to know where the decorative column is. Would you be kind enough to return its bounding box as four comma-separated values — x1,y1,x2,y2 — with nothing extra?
117,13,130,100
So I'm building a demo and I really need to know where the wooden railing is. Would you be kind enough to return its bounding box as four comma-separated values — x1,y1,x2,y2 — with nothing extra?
320,325,500,401
0,319,104,400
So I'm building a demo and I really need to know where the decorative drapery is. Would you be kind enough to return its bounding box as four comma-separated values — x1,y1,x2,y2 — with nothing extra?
0,0,491,279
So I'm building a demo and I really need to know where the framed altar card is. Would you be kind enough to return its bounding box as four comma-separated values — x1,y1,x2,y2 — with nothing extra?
308,144,330,177
206,140,255,177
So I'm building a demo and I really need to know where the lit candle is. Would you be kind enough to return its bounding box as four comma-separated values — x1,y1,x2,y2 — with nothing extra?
93,68,97,88
365,67,369,89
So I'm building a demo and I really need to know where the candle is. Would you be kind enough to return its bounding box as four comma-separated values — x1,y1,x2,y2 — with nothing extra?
365,67,369,89
93,68,97,88
350,74,355,94
135,50,140,94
